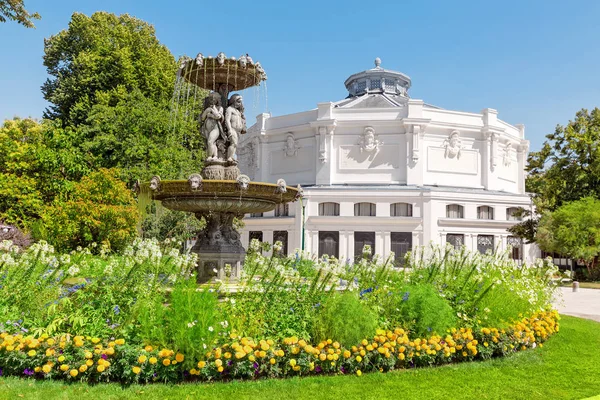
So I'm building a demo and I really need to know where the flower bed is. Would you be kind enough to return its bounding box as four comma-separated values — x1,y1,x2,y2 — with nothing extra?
0,310,559,384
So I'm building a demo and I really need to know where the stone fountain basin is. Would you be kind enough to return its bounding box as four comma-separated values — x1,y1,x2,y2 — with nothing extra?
151,180,299,214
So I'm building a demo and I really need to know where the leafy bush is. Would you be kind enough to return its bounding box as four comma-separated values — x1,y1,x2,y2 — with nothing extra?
312,291,379,347
37,168,139,252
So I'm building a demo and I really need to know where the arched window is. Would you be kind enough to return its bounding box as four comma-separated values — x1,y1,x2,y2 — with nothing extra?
506,207,522,221
446,204,464,219
318,202,340,216
354,202,376,216
390,203,413,217
477,206,494,220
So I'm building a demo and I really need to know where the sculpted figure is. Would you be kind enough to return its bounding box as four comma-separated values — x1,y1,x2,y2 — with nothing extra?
149,176,161,191
195,53,204,67
276,179,287,194
503,143,512,167
236,174,250,190
283,133,300,157
444,131,462,159
225,94,247,162
201,92,225,161
358,127,381,153
188,173,203,191
238,55,247,68
216,52,226,66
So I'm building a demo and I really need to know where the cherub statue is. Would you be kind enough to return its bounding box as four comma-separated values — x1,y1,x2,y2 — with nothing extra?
225,94,247,163
200,92,225,161
444,130,462,159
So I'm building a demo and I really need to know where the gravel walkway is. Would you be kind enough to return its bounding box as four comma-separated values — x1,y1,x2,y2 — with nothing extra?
554,286,600,322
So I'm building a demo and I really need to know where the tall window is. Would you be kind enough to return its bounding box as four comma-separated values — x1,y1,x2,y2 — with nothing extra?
318,202,340,216
446,234,464,250
507,236,522,261
390,203,413,217
477,235,494,254
318,231,339,258
273,230,288,256
274,203,289,217
506,207,522,221
354,232,375,261
249,231,263,243
391,232,412,266
354,202,376,216
446,204,464,219
477,206,494,220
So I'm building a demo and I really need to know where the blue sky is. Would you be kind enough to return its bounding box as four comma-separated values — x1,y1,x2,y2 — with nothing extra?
1,0,599,151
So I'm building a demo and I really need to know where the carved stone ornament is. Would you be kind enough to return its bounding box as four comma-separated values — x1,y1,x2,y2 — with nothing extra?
295,184,304,201
195,53,204,67
149,176,161,191
276,178,287,194
358,126,382,154
443,130,462,159
503,143,512,167
236,174,250,190
188,173,203,191
283,133,301,157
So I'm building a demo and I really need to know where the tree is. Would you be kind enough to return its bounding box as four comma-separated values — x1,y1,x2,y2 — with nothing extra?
38,168,140,252
0,0,40,28
510,108,600,242
536,197,600,280
42,12,177,127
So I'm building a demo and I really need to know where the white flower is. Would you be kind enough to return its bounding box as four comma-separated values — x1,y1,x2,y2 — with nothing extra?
67,265,80,276
208,326,214,332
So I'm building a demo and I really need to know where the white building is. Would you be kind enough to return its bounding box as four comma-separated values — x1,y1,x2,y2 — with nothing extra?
237,58,537,264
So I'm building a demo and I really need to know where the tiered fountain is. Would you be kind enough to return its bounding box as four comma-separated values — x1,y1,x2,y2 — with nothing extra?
148,53,299,282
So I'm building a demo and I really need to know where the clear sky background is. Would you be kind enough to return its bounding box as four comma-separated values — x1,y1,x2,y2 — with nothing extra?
1,0,599,151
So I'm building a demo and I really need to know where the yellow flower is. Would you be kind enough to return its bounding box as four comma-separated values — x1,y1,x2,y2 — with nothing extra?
144,345,153,352
355,355,362,362
60,364,69,372
46,339,55,346
138,355,147,364
319,353,327,361
84,351,93,359
217,366,224,373
69,369,78,377
175,353,185,363
197,361,206,369
289,359,297,367
162,358,171,366
42,365,52,374
58,355,66,363
79,365,88,373
269,358,276,365
224,352,232,359
97,365,105,373
86,360,94,367
27,350,36,357
149,357,158,365
293,365,300,371
34,366,41,373
132,366,141,374
115,339,126,345
105,347,115,356
91,338,101,344
356,370,362,376
343,350,351,359
215,359,223,368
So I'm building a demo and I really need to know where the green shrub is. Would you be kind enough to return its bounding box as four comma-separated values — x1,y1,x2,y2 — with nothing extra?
390,283,457,337
312,291,379,346
37,168,139,252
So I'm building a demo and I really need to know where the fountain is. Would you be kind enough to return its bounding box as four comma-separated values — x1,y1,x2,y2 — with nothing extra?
148,53,300,282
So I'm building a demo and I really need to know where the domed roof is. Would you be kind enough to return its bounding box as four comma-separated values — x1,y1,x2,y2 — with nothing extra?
344,58,411,98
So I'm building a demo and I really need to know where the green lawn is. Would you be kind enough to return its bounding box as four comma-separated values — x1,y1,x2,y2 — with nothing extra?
1,316,599,400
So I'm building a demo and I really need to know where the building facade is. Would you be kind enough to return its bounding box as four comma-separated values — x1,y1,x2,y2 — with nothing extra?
237,59,537,264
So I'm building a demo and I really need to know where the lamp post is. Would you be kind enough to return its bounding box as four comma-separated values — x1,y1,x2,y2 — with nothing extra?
300,195,307,252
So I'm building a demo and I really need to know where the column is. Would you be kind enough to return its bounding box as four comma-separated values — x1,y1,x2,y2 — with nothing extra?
376,231,385,260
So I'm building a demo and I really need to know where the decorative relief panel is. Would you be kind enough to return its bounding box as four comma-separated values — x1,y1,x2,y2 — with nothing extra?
427,146,479,175
339,144,400,170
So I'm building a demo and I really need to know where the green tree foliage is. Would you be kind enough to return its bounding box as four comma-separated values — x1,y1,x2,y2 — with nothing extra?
141,202,204,244
510,108,600,242
0,118,91,228
38,168,140,252
42,12,177,127
536,197,600,280
0,0,40,28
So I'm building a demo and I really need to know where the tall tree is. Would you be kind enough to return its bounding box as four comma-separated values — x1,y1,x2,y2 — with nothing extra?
509,108,600,242
42,12,177,127
0,0,40,28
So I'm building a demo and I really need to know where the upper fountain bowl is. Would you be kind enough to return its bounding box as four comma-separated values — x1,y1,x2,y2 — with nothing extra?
179,52,267,91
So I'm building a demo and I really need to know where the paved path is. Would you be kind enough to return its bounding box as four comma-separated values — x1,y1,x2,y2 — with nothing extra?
554,287,600,322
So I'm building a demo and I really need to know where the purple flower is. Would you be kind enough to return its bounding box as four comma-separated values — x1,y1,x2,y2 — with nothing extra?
23,368,34,376
315,366,322,373
101,354,108,360
253,362,259,370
